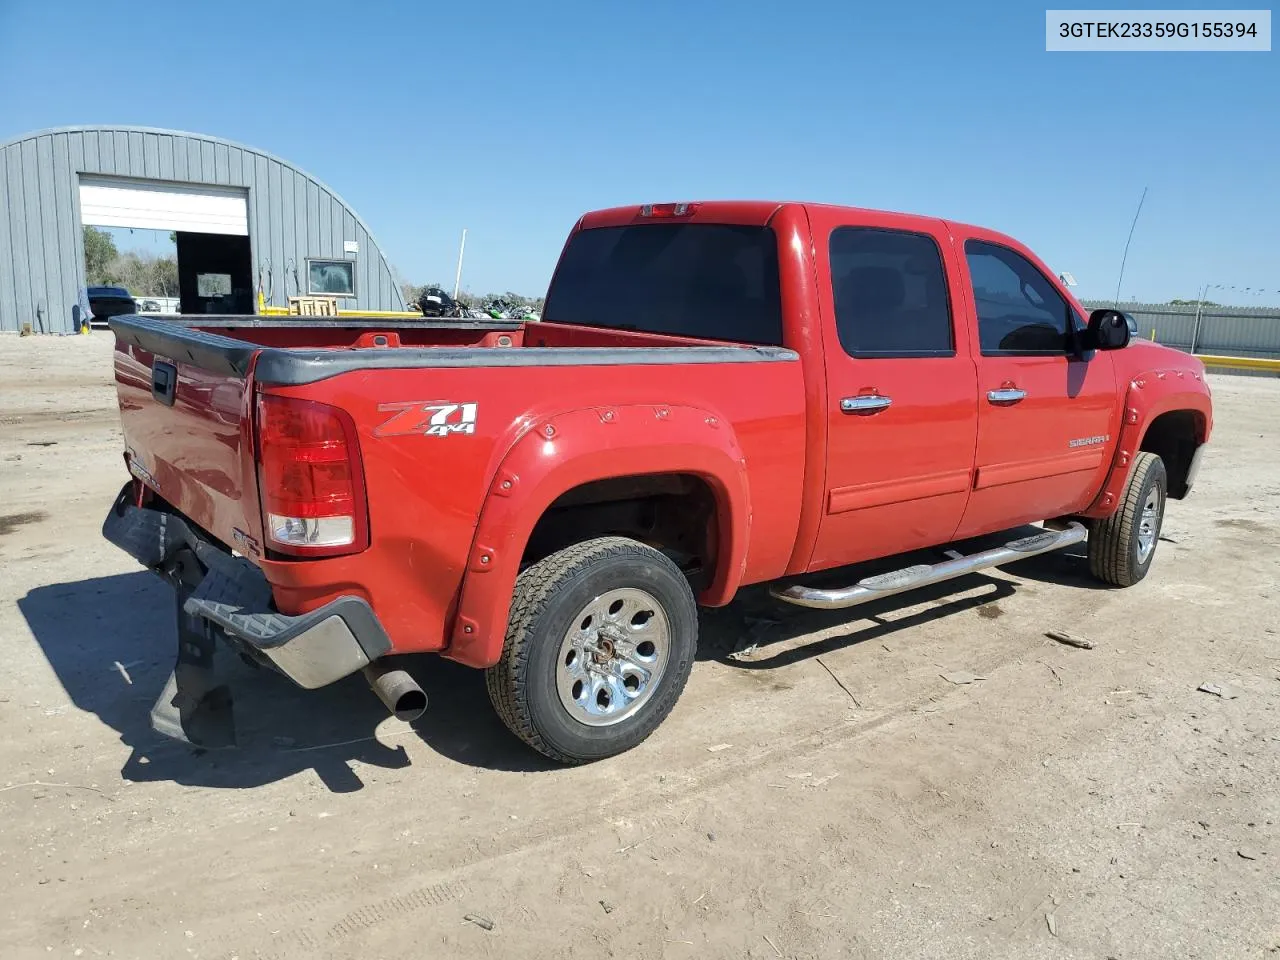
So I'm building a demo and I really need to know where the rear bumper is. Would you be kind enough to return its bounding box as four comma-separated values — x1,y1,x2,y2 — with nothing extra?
102,486,391,688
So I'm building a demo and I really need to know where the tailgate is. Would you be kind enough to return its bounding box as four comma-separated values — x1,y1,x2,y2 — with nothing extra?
111,316,265,558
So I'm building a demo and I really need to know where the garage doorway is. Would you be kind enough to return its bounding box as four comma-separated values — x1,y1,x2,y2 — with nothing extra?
79,175,253,315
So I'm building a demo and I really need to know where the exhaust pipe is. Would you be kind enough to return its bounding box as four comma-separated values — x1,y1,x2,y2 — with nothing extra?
364,661,427,722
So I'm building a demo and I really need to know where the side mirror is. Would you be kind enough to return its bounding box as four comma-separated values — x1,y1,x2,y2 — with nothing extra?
1085,309,1131,351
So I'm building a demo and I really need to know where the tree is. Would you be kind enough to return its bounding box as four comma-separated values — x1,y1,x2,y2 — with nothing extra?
109,252,147,294
151,257,178,298
83,226,117,285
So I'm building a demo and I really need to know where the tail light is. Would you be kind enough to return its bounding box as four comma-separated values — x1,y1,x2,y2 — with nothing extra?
256,393,368,556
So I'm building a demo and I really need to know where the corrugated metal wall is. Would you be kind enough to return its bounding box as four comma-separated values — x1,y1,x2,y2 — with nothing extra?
0,126,405,333
1082,300,1280,358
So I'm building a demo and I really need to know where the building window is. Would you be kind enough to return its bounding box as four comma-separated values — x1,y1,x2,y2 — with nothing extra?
196,273,232,298
307,259,356,297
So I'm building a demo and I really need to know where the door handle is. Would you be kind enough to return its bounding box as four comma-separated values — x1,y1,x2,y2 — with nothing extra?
987,388,1026,405
841,395,892,413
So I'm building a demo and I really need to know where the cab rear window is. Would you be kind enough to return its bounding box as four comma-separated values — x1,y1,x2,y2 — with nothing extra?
542,223,783,346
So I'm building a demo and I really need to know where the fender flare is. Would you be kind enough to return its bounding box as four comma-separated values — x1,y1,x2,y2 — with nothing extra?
1082,369,1212,518
443,403,751,668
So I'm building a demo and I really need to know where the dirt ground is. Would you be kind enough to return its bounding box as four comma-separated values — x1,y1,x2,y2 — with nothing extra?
0,332,1276,960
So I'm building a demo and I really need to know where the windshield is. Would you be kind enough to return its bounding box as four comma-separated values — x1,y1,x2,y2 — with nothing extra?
542,223,783,346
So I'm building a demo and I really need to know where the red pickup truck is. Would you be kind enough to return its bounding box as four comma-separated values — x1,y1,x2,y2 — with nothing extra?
103,201,1212,763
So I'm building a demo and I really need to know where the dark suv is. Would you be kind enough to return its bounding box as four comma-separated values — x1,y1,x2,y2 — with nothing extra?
87,286,137,327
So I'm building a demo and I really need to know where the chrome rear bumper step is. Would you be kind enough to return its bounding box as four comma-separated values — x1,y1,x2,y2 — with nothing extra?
770,522,1088,610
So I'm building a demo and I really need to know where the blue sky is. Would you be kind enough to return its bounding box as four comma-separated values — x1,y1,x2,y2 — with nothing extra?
2,1,1276,303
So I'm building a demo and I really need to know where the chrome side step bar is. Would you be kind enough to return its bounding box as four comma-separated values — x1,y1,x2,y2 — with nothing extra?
770,522,1088,610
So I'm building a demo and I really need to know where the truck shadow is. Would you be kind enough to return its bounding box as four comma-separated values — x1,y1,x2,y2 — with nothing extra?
699,529,1102,669
698,576,1018,669
17,529,1107,784
17,572,551,790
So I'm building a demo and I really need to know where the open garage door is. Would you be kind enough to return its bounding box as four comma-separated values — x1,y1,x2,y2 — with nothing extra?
79,176,248,236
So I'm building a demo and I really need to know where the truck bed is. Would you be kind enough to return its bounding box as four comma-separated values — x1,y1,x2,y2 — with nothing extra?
113,313,792,383
109,313,805,660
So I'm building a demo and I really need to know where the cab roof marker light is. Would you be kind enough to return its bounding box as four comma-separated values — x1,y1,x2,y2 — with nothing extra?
639,202,700,218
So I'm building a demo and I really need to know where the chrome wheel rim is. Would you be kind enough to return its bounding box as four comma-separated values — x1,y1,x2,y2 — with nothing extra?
556,587,670,727
1136,487,1161,563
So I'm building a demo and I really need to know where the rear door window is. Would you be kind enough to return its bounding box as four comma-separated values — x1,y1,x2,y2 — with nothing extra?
828,227,954,357
542,223,783,346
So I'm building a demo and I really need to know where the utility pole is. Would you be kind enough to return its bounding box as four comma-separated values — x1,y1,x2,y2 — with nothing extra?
453,229,467,301
1190,282,1214,354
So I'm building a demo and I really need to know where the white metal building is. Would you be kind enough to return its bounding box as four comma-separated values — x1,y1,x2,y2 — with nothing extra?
0,125,406,333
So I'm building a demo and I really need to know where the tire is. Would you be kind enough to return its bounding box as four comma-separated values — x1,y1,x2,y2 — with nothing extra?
1088,451,1167,587
486,536,698,764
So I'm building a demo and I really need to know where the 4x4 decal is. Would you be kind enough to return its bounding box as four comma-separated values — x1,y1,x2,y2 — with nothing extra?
374,401,478,437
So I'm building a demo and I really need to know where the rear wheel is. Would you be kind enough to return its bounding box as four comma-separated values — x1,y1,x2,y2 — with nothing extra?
486,537,697,764
1088,451,1166,586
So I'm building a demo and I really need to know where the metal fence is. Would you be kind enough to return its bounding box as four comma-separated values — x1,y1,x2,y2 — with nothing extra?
1081,300,1280,359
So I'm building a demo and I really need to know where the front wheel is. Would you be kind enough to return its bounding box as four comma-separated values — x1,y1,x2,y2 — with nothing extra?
1088,451,1166,587
486,537,698,764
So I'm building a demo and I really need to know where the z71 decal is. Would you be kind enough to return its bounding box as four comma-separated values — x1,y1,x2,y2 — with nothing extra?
375,401,478,437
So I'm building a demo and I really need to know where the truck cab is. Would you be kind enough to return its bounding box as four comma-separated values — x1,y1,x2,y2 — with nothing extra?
805,206,1124,564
